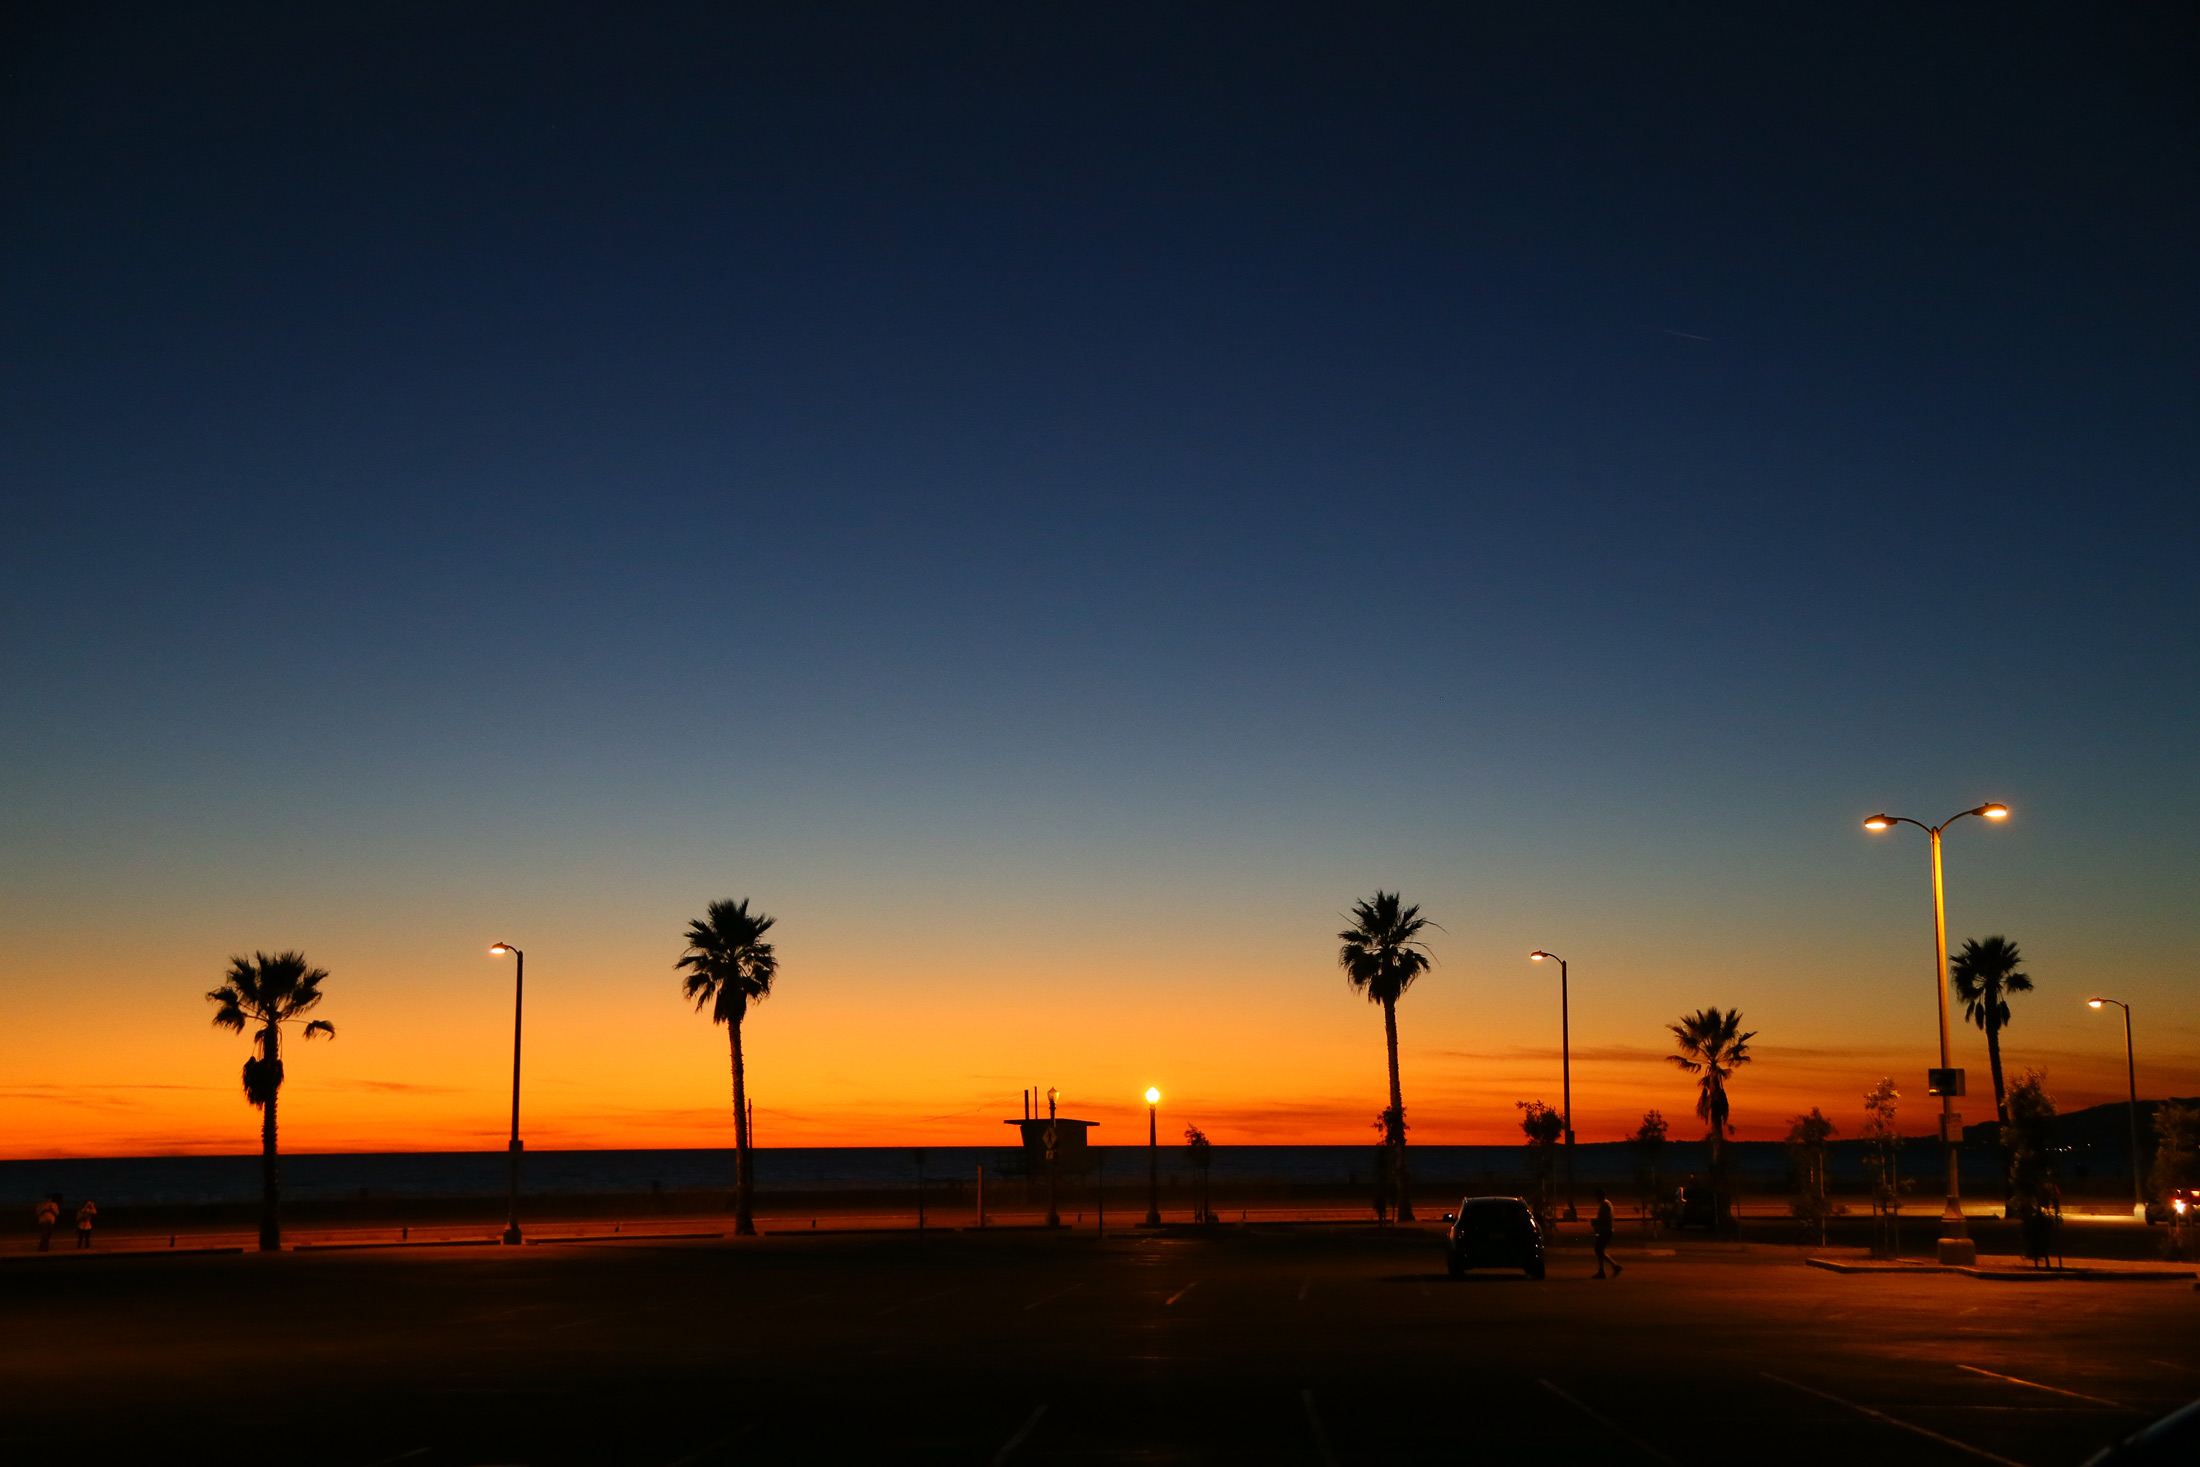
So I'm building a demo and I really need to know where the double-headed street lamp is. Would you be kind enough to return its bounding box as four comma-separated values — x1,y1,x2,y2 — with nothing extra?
488,942,526,1246
1527,951,1577,1221
1144,1086,1163,1227
2088,998,2146,1221
1863,802,2007,1266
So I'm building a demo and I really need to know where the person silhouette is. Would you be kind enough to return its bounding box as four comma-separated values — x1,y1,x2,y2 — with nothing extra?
35,1195,59,1252
74,1199,96,1249
1593,1190,1622,1278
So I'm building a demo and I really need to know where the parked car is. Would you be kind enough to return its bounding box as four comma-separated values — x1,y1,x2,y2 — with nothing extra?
1661,1179,1727,1231
1442,1196,1545,1279
2143,1188,2197,1225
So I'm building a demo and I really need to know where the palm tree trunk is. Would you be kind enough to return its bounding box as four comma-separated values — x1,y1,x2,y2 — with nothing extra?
1383,997,1412,1222
259,1026,282,1253
1987,1010,2012,1206
730,1015,754,1236
1986,1011,2009,1126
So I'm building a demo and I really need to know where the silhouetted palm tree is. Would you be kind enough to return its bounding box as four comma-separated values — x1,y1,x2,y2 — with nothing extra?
1950,936,2031,1126
207,951,335,1251
1667,1007,1754,1211
678,898,778,1236
1338,891,1434,1221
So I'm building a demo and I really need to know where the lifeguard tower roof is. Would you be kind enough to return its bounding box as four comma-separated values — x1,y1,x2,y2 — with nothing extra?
1004,1117,1099,1150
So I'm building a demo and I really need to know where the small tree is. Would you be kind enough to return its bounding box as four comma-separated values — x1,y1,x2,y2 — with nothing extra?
2151,1101,2198,1260
1183,1125,1213,1223
1861,1078,1902,1258
1631,1111,1669,1230
1518,1101,1564,1224
2001,1068,2060,1268
1785,1108,1838,1247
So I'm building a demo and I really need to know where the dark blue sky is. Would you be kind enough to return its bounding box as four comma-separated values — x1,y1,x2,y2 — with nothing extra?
3,3,2195,1146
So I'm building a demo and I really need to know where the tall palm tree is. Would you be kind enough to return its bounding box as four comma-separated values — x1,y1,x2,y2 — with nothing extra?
677,898,778,1236
1667,1007,1754,1219
206,951,335,1251
1950,935,2031,1126
1338,891,1434,1222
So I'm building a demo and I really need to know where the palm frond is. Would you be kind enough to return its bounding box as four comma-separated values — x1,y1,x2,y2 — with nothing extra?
676,898,780,1027
302,1019,335,1040
1335,891,1435,1005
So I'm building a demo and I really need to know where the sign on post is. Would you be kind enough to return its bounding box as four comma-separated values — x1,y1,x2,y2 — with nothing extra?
1927,1068,1966,1097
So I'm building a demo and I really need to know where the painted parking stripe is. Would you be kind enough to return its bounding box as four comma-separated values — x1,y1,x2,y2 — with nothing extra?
1956,1363,2134,1411
1299,1389,1340,1467
1537,1380,1677,1465
1165,1281,1198,1305
659,1425,754,1467
1023,1281,1084,1311
988,1405,1048,1466
1762,1372,2029,1467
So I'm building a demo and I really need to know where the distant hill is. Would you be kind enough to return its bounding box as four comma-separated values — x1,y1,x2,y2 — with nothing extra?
1961,1095,2196,1158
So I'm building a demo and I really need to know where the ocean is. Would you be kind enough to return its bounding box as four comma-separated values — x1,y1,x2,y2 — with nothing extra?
0,1138,1976,1207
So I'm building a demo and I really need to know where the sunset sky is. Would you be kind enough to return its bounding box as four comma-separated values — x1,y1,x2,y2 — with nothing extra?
3,4,2194,1160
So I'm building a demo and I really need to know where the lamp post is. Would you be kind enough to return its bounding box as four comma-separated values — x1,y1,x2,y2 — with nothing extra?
487,942,526,1246
1863,802,2008,1266
1527,952,1576,1221
1144,1087,1163,1227
2088,999,2145,1220
1045,1087,1061,1228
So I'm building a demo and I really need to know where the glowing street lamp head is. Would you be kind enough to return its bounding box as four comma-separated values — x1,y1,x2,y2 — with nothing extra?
489,943,513,956
1528,951,1551,962
2088,999,2105,1009
1979,803,2009,819
1862,815,1893,831
1144,1087,1161,1106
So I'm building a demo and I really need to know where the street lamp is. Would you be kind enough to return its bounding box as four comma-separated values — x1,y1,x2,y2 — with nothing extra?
1527,952,1577,1221
1144,1087,1163,1227
2088,999,2146,1221
488,943,526,1246
1863,802,2008,1265
1045,1086,1061,1228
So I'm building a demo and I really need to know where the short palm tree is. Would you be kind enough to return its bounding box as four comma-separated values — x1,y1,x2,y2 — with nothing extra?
1338,891,1434,1222
206,951,335,1251
678,898,778,1236
1667,1006,1754,1225
1950,936,2031,1126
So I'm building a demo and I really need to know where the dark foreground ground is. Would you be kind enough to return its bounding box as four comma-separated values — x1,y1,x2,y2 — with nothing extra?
1,1224,2193,1467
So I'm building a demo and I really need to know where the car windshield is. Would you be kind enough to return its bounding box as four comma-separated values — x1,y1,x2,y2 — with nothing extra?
1459,1202,1528,1231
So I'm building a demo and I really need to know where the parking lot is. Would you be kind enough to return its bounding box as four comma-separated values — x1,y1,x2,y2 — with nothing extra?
1,1223,2192,1465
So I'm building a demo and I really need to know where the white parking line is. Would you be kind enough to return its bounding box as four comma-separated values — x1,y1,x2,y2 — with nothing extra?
1165,1281,1198,1305
1956,1363,2134,1411
1537,1380,1677,1465
1299,1389,1340,1467
988,1404,1048,1466
873,1288,947,1318
1022,1282,1083,1311
659,1425,754,1467
1762,1372,2029,1467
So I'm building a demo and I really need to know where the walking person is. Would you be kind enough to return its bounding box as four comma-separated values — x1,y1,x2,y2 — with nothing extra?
74,1199,96,1249
35,1194,59,1251
1592,1189,1622,1278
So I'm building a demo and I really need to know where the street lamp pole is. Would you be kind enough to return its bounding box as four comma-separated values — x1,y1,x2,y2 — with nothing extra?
1045,1087,1061,1228
2089,999,2145,1220
1144,1087,1162,1227
488,942,526,1246
1864,803,2007,1267
1528,952,1576,1221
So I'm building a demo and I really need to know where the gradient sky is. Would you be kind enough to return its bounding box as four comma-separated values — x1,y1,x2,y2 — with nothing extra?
3,3,2195,1160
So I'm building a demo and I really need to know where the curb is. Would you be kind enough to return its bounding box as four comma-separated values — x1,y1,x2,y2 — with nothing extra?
1806,1256,2194,1281
0,1245,246,1262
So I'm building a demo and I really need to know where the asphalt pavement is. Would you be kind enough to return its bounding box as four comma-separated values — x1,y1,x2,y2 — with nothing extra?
1,1223,2192,1466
